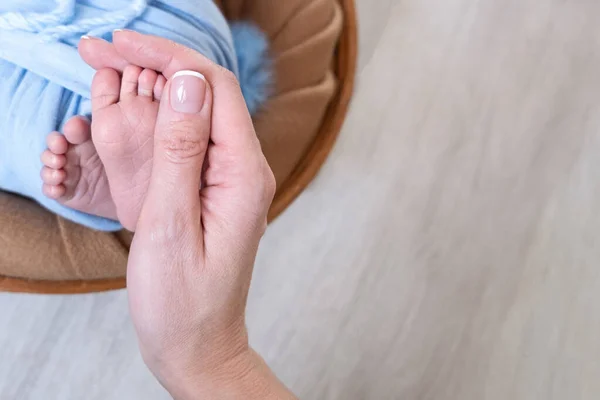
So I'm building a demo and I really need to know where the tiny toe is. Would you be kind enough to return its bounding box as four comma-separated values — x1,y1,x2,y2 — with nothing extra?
41,150,67,169
63,116,91,145
154,75,167,100
41,166,66,185
43,184,66,200
121,65,143,99
46,132,68,155
138,69,158,98
92,68,121,113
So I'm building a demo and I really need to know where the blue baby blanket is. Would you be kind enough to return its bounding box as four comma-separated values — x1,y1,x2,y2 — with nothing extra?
0,0,238,231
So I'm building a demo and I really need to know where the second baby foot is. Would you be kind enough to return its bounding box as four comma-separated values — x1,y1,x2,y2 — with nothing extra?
91,66,166,231
41,117,118,221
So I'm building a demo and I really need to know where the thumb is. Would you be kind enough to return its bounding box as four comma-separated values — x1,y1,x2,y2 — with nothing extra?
143,70,212,223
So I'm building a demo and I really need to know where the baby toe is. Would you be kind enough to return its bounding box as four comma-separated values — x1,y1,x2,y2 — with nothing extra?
41,166,66,185
63,116,91,145
46,131,69,155
138,69,158,98
43,183,66,200
41,150,67,169
121,65,143,99
92,68,121,112
154,74,167,101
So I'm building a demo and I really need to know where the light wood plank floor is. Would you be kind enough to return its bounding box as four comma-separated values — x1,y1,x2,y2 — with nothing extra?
3,0,600,398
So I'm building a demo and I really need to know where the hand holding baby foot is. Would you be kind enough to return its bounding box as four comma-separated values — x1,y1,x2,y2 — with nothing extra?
78,31,295,399
41,65,166,231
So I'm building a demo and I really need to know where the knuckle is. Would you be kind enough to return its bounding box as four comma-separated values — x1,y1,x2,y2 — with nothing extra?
145,210,189,245
158,121,208,162
263,163,277,201
252,159,276,206
132,41,149,58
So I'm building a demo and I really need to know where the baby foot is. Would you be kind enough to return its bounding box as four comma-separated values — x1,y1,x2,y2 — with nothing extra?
91,66,166,231
41,116,118,221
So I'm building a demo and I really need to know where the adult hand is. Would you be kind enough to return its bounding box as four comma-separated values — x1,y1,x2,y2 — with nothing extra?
80,32,293,399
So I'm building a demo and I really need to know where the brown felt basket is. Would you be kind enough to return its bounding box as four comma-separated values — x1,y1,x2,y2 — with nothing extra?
0,0,357,294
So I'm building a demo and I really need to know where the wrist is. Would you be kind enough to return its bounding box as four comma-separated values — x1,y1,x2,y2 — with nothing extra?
161,348,296,400
143,321,249,390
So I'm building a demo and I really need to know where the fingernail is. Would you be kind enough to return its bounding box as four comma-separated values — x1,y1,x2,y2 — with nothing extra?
81,35,103,41
79,35,107,46
170,70,207,114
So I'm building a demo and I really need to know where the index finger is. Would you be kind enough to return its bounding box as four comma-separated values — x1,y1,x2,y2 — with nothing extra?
78,36,130,72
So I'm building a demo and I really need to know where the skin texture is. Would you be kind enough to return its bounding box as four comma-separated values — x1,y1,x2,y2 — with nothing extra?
79,31,295,399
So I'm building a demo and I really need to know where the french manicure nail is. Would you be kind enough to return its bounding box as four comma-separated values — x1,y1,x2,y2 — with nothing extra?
170,70,207,114
79,35,107,45
81,35,102,41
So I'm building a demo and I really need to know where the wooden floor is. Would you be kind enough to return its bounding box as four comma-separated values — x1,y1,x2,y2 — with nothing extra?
3,0,600,398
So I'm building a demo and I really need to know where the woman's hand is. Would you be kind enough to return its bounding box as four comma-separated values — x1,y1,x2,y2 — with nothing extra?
80,32,294,399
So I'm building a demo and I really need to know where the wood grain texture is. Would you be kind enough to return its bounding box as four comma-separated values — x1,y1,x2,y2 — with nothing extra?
3,0,600,398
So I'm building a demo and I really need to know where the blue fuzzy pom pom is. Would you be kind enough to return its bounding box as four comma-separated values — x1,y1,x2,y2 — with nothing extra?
230,22,272,115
